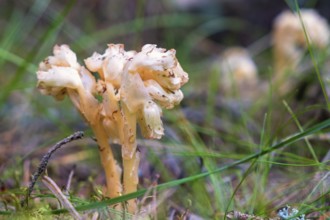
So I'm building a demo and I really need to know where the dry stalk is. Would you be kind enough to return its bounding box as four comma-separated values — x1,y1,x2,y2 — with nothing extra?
42,175,82,220
23,131,84,206
64,165,75,195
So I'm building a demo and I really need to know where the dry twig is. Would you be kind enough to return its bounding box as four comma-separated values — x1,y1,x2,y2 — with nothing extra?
22,131,84,206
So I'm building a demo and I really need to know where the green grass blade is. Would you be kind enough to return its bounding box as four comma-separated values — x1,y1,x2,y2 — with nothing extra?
225,159,258,216
294,0,330,111
47,118,330,214
0,48,37,73
283,100,319,162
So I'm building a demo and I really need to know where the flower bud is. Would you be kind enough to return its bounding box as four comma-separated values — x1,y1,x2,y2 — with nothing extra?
84,52,105,73
137,100,164,139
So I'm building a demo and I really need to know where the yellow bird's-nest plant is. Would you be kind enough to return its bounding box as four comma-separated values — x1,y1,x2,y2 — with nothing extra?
36,43,189,213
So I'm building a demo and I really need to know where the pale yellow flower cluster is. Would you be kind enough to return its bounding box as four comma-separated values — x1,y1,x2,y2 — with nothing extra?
37,44,188,147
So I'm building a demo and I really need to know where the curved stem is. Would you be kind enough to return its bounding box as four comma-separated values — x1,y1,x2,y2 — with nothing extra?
68,89,122,203
63,73,128,214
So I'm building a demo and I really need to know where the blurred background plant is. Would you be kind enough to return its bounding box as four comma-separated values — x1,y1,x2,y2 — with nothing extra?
0,0,329,219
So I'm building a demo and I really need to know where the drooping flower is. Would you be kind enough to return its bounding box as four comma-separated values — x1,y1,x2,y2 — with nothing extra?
36,44,98,123
121,44,188,140
39,44,80,71
37,66,82,100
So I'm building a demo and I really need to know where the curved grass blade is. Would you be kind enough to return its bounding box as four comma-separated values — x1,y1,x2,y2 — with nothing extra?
294,0,330,111
283,100,319,162
224,158,258,217
47,118,330,215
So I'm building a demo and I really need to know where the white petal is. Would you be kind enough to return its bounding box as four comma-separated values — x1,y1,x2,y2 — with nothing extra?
102,44,126,86
144,80,184,109
80,67,97,95
173,62,189,87
128,44,188,90
136,44,176,70
38,58,51,71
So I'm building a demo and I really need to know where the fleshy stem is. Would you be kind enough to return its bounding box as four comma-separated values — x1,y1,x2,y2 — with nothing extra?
68,89,122,206
122,152,140,213
121,104,140,213
92,123,122,200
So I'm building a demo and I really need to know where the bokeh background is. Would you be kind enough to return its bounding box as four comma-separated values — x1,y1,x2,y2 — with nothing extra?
1,0,329,219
